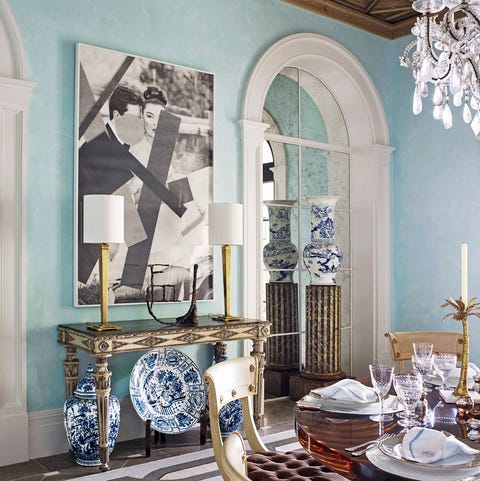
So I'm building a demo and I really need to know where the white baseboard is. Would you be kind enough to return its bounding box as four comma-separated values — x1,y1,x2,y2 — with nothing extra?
29,397,145,460
0,410,29,466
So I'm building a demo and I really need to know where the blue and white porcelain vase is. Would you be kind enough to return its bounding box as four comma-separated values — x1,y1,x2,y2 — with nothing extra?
303,196,343,285
64,365,120,466
263,200,298,282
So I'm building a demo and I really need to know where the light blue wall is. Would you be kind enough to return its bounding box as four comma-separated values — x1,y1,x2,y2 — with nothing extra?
389,38,480,361
9,0,479,412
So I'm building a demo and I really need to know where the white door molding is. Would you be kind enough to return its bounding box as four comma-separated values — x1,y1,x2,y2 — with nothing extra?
241,33,393,374
0,0,35,467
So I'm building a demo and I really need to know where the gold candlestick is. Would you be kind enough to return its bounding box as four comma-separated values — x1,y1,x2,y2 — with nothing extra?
442,297,480,398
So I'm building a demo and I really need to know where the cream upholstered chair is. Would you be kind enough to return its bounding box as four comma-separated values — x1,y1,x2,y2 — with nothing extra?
204,355,346,481
385,331,463,371
222,432,250,481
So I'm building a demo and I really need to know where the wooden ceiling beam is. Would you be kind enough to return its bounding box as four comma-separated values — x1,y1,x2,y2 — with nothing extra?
366,0,382,14
282,0,416,39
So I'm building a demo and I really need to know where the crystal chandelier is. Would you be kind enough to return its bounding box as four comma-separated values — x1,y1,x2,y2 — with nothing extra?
400,0,480,135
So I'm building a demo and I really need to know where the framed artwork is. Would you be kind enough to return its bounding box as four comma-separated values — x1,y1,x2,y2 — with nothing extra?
75,43,214,306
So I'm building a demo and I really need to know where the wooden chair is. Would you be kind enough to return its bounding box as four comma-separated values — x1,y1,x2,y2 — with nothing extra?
204,355,346,481
385,331,463,371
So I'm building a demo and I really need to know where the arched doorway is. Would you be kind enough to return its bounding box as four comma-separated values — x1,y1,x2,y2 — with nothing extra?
0,0,35,466
241,33,394,381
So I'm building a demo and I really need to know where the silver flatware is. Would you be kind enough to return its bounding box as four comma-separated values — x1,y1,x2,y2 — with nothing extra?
345,433,391,452
349,433,395,456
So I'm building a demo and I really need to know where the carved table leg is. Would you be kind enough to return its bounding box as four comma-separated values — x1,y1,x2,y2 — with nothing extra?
63,347,79,398
251,338,266,426
93,354,112,471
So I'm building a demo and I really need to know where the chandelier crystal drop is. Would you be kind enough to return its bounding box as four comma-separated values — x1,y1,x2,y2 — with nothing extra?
400,1,480,136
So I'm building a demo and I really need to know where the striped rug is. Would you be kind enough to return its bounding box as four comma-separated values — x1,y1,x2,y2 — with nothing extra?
73,430,301,481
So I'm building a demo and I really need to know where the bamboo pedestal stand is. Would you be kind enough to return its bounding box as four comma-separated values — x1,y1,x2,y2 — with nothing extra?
290,285,345,400
265,282,299,396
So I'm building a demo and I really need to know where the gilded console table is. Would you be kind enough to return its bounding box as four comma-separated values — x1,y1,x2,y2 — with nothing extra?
57,316,270,471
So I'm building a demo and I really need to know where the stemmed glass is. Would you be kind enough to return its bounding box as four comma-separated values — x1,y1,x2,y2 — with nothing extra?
393,373,424,428
369,364,395,422
413,342,433,359
412,354,433,394
432,353,457,390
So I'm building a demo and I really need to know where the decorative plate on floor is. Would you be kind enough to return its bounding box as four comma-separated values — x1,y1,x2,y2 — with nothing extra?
129,348,206,434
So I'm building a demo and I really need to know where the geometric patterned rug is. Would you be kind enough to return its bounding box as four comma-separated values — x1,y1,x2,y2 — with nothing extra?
72,430,300,481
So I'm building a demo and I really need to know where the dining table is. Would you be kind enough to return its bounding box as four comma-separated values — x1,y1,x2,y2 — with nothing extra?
294,383,480,481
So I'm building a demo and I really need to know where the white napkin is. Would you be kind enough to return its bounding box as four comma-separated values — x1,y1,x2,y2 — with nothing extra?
402,427,479,464
447,363,480,381
310,379,377,403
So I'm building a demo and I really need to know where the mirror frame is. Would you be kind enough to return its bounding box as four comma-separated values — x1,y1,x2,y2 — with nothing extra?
240,33,394,375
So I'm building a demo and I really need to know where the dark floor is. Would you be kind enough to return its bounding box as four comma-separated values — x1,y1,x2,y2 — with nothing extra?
0,397,297,481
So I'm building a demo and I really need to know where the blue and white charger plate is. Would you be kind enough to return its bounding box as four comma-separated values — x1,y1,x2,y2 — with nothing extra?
129,348,206,434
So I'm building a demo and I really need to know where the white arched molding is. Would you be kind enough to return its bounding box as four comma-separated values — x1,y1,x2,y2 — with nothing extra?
241,33,394,375
240,119,269,320
0,0,27,79
0,0,34,467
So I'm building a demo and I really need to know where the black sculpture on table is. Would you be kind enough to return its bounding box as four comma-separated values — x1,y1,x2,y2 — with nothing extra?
175,264,198,326
146,263,198,326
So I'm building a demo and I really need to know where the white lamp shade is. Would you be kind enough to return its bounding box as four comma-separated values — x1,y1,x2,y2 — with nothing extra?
83,195,124,244
208,203,243,246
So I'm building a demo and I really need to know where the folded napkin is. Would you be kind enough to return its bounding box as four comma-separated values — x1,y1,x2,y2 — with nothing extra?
402,427,479,464
447,363,480,381
310,379,377,403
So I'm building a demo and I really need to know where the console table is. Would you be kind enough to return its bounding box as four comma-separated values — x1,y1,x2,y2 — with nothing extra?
57,316,270,471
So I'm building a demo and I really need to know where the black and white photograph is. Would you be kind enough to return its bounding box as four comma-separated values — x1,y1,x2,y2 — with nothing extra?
75,43,214,306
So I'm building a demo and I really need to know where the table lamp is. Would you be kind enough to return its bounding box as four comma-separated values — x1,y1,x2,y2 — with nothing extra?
208,203,243,322
83,194,124,331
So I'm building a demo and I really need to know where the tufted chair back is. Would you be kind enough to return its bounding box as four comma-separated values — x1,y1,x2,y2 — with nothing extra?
204,356,347,481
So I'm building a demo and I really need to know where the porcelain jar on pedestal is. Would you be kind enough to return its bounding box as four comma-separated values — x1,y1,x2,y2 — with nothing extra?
64,365,120,466
303,196,343,285
263,200,298,282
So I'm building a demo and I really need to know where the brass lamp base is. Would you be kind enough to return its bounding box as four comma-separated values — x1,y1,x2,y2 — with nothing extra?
86,322,122,332
211,314,244,323
85,243,122,332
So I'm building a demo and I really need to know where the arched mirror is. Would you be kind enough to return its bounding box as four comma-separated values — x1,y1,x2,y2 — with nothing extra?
261,67,352,397
242,34,393,405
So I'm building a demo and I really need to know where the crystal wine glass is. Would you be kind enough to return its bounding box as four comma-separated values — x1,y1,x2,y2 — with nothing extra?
413,342,433,359
393,373,424,428
412,354,433,394
369,364,395,422
432,352,457,390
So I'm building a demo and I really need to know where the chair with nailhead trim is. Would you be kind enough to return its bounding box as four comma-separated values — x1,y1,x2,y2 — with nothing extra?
385,331,463,372
204,356,347,481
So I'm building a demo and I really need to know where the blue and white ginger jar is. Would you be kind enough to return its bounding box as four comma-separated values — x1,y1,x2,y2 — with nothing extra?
263,200,298,282
64,364,120,466
303,196,343,285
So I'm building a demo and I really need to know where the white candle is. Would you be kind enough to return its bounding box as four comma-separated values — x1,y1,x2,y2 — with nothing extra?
461,242,468,303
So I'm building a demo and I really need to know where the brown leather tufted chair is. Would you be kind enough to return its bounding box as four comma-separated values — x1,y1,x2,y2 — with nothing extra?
204,356,347,481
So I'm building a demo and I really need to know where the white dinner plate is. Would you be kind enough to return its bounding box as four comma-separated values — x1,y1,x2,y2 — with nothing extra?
378,434,480,469
301,394,403,415
367,447,480,481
